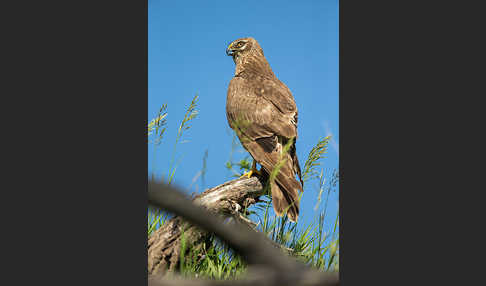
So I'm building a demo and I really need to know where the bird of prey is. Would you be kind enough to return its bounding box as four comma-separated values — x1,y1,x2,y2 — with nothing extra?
225,37,303,222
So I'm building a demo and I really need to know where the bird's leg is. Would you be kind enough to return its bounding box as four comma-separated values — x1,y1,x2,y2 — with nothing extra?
240,160,262,179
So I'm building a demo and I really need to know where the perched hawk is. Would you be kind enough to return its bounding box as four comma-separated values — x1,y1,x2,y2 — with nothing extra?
225,37,303,222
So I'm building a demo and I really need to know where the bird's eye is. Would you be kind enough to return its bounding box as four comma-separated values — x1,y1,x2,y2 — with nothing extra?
236,42,244,48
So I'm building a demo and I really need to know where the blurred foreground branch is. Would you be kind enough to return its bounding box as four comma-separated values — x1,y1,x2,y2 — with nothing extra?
148,178,339,286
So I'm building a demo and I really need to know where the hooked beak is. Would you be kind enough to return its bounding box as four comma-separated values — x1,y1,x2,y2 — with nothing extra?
226,47,235,56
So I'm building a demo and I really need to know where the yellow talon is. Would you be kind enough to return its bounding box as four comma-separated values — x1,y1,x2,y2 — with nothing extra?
240,170,253,179
240,160,261,179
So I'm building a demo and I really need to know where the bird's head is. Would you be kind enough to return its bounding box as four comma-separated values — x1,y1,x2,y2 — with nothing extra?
226,37,263,61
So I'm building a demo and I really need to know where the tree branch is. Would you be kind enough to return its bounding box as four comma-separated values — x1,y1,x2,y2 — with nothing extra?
148,179,339,286
148,176,266,274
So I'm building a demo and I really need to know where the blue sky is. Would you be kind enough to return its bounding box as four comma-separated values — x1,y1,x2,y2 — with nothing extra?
149,0,339,231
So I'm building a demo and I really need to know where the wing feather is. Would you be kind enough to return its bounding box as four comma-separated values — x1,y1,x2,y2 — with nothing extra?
241,139,302,221
226,56,303,221
226,77,297,140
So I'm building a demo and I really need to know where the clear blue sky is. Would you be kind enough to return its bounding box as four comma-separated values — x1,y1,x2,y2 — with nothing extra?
149,0,339,231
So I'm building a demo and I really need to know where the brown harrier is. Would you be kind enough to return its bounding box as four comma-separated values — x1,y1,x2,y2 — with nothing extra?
225,37,303,222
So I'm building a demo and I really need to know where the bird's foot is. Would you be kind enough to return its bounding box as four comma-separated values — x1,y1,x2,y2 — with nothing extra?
240,161,262,179
240,169,262,179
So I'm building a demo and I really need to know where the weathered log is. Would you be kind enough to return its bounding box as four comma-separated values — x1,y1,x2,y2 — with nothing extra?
148,176,266,275
147,180,339,286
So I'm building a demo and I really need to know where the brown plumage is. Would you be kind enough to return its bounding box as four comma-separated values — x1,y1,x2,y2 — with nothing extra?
225,37,303,222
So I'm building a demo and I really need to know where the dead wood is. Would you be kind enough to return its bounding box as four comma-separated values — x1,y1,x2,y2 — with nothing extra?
148,176,266,275
147,179,339,286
